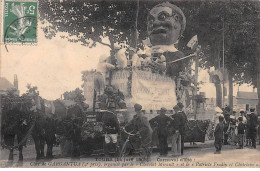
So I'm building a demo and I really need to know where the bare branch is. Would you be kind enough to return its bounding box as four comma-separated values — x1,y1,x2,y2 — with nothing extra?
95,41,111,48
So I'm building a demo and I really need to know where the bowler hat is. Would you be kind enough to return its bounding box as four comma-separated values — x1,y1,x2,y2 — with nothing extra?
173,105,180,110
250,106,255,110
161,107,167,112
239,109,245,113
177,102,184,109
134,103,142,111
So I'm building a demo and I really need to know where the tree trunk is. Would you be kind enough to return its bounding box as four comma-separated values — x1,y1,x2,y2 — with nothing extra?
129,26,137,48
215,82,222,108
108,35,115,85
212,74,222,108
228,70,233,112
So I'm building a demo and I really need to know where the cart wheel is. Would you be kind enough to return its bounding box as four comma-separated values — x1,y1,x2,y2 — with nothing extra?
138,146,153,159
119,141,131,158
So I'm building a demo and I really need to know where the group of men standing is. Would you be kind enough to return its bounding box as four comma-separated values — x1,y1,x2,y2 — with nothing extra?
101,102,187,157
149,103,187,156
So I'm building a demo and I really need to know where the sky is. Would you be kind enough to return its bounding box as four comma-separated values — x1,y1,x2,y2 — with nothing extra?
0,23,253,100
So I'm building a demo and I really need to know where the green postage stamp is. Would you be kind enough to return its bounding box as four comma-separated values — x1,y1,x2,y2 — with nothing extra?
2,0,38,44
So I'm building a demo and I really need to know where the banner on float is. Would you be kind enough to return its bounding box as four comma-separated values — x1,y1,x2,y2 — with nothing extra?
131,70,177,110
111,69,130,96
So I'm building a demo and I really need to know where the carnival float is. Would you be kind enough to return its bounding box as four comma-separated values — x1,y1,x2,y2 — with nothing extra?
79,2,210,155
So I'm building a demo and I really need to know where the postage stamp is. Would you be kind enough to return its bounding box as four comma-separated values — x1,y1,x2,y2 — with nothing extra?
2,0,38,44
0,0,260,168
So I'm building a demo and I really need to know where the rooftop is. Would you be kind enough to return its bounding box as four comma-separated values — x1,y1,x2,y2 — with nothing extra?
236,91,258,100
0,77,14,91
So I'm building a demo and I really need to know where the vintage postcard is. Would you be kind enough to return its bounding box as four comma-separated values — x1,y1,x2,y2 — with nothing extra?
0,0,260,168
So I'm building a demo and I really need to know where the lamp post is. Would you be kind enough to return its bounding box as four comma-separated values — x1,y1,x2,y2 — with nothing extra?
222,18,225,108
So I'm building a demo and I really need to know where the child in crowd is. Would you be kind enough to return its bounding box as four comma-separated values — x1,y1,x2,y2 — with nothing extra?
236,116,245,149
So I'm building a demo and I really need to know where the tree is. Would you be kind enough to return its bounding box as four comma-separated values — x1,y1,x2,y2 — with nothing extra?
39,0,141,50
179,0,260,111
40,0,260,112
25,84,39,96
63,88,86,105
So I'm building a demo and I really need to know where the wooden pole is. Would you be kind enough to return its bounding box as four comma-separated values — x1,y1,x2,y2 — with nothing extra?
222,19,225,108
194,50,199,120
228,71,233,112
135,0,139,49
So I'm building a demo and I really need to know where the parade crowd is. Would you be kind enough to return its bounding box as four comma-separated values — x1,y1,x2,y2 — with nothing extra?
214,107,259,154
101,103,259,158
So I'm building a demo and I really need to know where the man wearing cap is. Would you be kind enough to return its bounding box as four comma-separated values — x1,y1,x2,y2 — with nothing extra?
177,102,188,129
101,107,120,156
247,107,258,149
126,104,153,158
171,105,182,156
223,110,231,145
257,115,260,145
150,107,172,156
172,104,187,155
214,115,224,154
245,111,252,146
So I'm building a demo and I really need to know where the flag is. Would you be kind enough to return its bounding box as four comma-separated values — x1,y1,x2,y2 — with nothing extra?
215,107,223,113
187,35,198,49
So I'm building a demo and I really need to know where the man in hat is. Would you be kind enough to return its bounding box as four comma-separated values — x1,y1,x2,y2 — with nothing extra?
258,115,260,145
101,105,120,156
177,102,188,130
150,107,172,156
245,111,252,146
247,107,258,149
171,105,182,156
172,104,187,155
126,104,153,158
223,111,231,145
214,115,224,154
178,102,188,154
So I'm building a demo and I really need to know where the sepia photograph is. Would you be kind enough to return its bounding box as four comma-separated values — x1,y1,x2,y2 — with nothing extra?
0,0,260,168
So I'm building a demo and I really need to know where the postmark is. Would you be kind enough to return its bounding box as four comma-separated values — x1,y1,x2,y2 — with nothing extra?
2,0,38,44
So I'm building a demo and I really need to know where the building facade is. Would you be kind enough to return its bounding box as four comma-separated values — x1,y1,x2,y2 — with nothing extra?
236,91,258,112
0,75,19,95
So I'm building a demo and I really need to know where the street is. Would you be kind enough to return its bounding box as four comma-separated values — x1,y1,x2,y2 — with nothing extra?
1,140,259,168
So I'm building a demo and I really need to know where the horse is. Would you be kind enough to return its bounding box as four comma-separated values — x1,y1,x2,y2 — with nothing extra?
1,95,34,163
52,100,84,158
1,95,57,163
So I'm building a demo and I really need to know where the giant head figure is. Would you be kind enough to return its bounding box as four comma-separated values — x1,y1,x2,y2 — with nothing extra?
147,2,186,46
